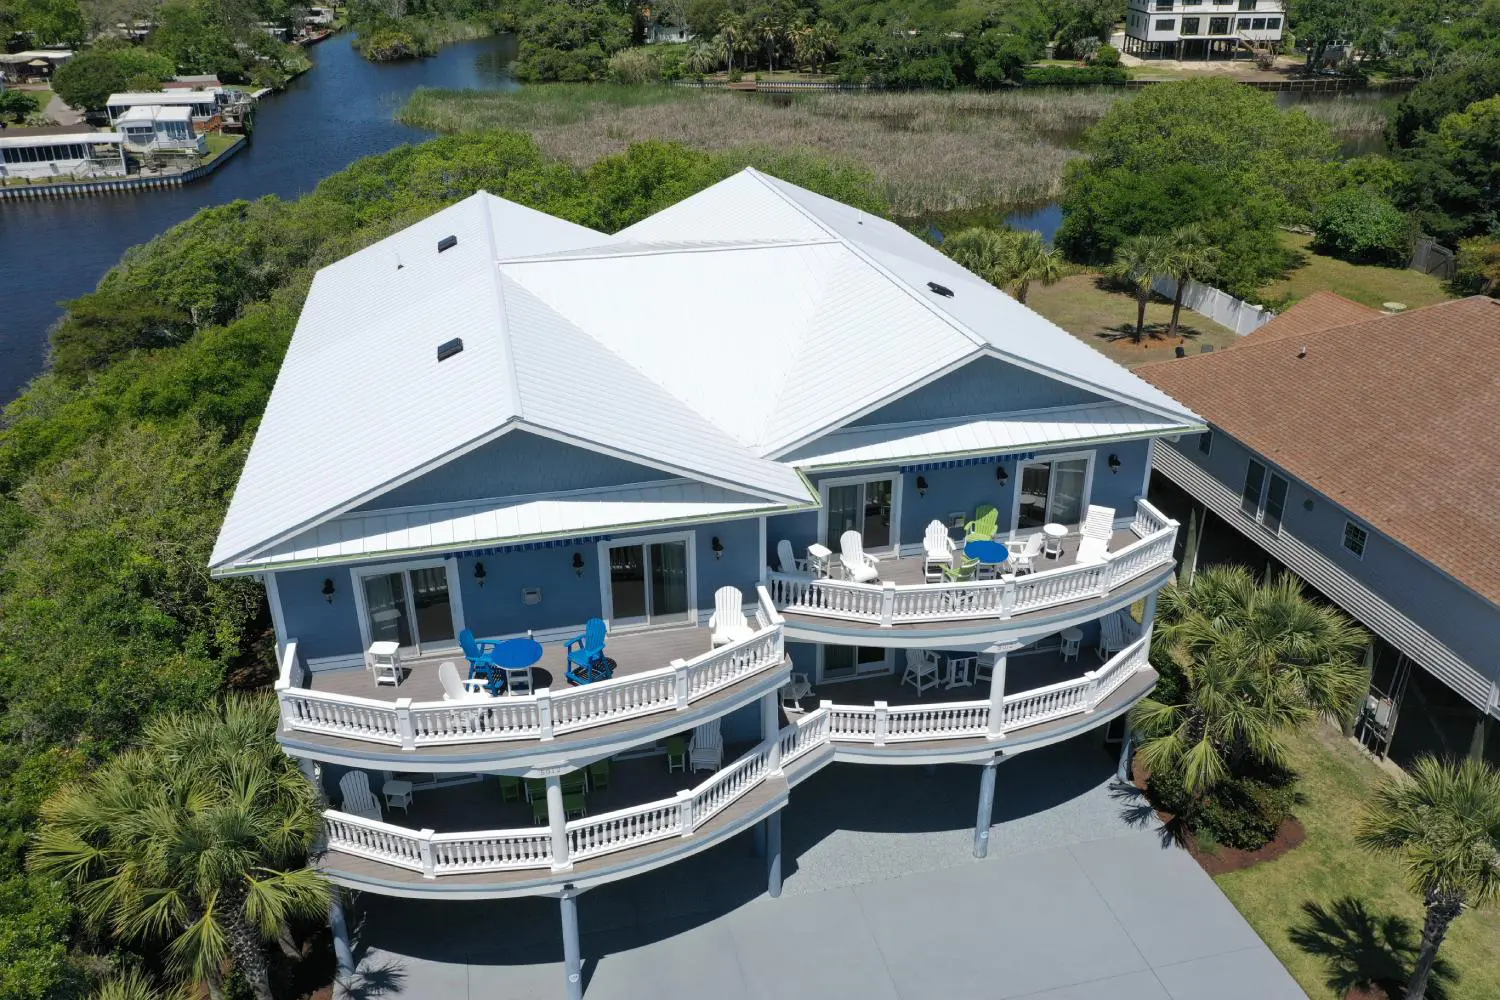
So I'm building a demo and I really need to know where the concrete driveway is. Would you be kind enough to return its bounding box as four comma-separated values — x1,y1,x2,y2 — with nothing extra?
342,738,1307,1000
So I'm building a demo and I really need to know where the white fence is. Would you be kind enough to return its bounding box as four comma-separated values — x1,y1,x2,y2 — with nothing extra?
278,587,787,750
768,498,1177,627
1151,275,1275,336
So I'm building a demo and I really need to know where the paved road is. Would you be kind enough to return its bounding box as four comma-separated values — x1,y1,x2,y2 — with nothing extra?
342,740,1307,1000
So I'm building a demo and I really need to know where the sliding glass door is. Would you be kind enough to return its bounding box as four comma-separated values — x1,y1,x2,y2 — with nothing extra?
359,562,457,652
606,536,692,626
1016,457,1090,530
824,477,896,551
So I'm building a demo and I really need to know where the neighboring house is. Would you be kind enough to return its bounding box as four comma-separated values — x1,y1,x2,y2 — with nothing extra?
113,105,207,156
0,50,72,83
1122,0,1285,59
1140,293,1500,766
214,169,1203,996
0,129,127,179
105,90,225,131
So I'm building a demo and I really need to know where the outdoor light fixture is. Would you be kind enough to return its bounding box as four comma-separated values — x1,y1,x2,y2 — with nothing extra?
321,578,336,603
474,561,486,587
1303,498,1315,512
995,465,1008,485
1108,454,1122,474
572,552,585,577
712,536,724,560
916,475,929,496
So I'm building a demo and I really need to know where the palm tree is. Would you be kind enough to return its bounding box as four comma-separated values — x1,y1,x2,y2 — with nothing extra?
716,13,743,73
685,41,717,77
1106,233,1174,344
32,696,330,1000
91,968,194,1000
1010,230,1065,305
1357,756,1500,1000
1133,566,1368,794
941,227,1017,290
1161,224,1223,338
808,20,839,73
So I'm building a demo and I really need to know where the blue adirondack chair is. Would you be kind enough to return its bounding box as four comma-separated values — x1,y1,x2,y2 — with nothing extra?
565,618,608,684
459,628,499,679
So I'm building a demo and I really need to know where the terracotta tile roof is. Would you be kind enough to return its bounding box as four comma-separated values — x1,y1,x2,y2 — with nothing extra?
1139,296,1500,607
1242,290,1382,345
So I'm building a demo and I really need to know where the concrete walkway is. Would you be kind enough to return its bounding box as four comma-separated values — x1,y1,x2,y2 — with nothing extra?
342,739,1306,1000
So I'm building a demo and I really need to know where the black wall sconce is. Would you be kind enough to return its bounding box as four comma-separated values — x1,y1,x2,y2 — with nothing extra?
474,561,486,587
1108,454,1122,474
321,578,336,603
712,536,724,560
995,465,1008,485
916,475,929,497
1302,498,1315,512
572,552,585,578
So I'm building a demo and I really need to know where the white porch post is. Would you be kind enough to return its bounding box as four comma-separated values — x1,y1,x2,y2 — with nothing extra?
986,649,1009,737
1116,714,1135,783
559,889,583,1000
546,775,571,871
974,756,999,858
1142,591,1159,631
761,691,782,774
767,809,783,898
329,895,354,979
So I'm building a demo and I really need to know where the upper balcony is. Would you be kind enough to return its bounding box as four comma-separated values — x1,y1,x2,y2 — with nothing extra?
768,498,1178,645
274,587,789,771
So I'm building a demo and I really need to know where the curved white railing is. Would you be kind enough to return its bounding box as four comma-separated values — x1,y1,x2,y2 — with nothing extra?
321,637,1156,881
768,498,1177,627
280,588,788,751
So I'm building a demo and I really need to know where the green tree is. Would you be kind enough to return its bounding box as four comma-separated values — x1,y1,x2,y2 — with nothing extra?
31,696,331,1000
1107,233,1174,344
1357,756,1500,1000
1312,186,1411,266
1290,0,1375,72
941,226,1017,289
0,875,80,1000
0,88,40,123
1010,230,1063,305
1399,95,1500,243
1160,224,1222,338
50,45,175,112
90,968,194,1000
1387,56,1500,148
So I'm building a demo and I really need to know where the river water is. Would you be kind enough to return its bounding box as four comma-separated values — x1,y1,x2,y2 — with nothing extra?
0,33,518,404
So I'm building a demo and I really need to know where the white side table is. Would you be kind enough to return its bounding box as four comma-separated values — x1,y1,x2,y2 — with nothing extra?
1042,523,1067,559
1060,627,1083,663
806,543,833,579
382,779,413,814
368,640,402,686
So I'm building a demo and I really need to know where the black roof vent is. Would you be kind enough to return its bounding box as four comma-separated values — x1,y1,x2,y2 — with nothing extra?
927,281,954,298
437,234,458,253
437,337,464,362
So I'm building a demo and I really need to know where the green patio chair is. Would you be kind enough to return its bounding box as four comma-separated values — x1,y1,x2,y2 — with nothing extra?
665,735,687,773
560,771,587,796
524,777,546,803
964,505,999,542
499,775,522,803
531,796,549,825
942,557,979,583
563,792,587,819
588,758,612,792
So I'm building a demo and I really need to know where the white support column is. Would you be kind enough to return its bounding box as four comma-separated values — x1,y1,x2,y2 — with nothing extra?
1116,714,1135,783
767,810,783,898
546,775,571,872
559,889,583,1000
761,691,782,774
1142,590,1159,633
974,757,999,858
986,651,1009,737
329,896,354,980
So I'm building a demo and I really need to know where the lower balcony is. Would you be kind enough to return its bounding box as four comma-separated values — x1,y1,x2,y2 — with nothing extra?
315,632,1157,897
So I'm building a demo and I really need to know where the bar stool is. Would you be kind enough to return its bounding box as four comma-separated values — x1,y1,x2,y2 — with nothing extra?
1060,627,1083,663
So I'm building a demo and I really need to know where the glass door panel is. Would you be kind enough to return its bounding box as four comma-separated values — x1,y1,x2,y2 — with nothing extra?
410,567,455,644
1017,463,1051,529
824,479,896,551
1049,459,1088,525
608,545,649,625
862,480,893,549
823,645,889,681
825,484,861,548
648,541,690,624
363,572,412,647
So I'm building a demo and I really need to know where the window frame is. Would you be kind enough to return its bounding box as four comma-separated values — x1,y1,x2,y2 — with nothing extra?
1240,459,1266,519
1261,473,1289,534
1155,17,1177,29
1197,430,1214,457
1342,521,1368,560
1181,16,1201,33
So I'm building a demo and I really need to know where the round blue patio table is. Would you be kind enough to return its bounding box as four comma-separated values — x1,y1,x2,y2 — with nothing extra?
491,637,543,669
963,539,1010,566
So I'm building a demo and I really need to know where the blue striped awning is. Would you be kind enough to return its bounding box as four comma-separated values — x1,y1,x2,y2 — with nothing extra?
900,451,1036,474
452,535,611,559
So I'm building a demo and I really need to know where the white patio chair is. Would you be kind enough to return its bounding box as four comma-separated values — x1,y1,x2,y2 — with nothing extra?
781,672,813,710
776,539,809,575
338,771,383,821
1075,535,1109,565
438,660,489,701
690,719,723,772
1097,612,1129,660
1081,505,1115,543
923,520,956,583
709,586,756,647
839,530,880,584
900,649,940,697
1008,533,1045,575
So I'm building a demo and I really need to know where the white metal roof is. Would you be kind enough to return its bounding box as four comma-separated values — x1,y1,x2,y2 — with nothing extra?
213,171,1202,573
0,131,122,147
115,104,193,123
783,401,1189,470
107,90,220,106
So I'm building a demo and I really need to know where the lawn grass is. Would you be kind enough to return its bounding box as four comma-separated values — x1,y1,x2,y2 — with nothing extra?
201,132,243,163
1215,723,1500,1000
1259,232,1454,311
1025,273,1241,368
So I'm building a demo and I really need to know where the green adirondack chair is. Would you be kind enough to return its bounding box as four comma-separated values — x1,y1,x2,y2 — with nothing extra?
964,504,999,541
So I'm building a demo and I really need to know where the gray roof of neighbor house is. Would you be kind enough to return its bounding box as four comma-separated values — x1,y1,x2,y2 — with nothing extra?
211,170,1202,573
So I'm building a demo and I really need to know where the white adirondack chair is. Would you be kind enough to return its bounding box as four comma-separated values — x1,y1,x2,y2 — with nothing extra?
776,539,809,575
1008,533,1045,574
781,672,813,710
923,520,956,583
438,660,488,701
839,530,880,584
689,719,723,772
1081,505,1115,542
709,586,755,647
1097,612,1129,660
338,771,383,821
901,649,940,696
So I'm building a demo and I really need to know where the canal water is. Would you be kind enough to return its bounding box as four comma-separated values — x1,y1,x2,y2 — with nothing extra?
0,33,518,404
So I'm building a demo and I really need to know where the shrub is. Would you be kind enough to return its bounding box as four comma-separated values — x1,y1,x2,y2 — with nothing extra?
608,47,661,85
1146,761,1299,851
360,27,421,61
51,45,174,111
1093,44,1121,68
1020,65,1128,86
1452,237,1500,296
1312,186,1411,266
0,89,40,123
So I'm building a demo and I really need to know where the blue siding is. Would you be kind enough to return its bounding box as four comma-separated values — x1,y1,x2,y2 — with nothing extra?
691,519,762,610
276,567,366,662
899,461,1017,544
455,545,603,638
1167,433,1500,676
354,431,671,511
849,356,1101,427
1089,438,1150,516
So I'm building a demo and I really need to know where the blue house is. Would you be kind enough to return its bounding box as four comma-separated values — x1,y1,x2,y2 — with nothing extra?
212,169,1204,997
1142,292,1500,766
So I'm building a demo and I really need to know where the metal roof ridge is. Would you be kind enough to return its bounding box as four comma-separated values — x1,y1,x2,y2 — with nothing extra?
496,236,838,264
812,399,1182,438
326,475,751,521
480,193,525,420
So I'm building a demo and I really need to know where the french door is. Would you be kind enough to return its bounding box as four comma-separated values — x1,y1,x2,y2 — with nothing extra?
1016,457,1090,530
823,477,896,552
604,535,693,627
358,563,457,652
822,645,891,682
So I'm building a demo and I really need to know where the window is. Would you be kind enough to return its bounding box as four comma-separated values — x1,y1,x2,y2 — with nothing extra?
1252,16,1266,29
1156,17,1176,29
1342,522,1368,559
1155,0,1174,9
1238,17,1252,28
1209,16,1231,32
353,560,459,651
1238,0,1255,8
1197,430,1213,456
1262,474,1288,533
1181,16,1200,33
1016,456,1091,530
823,477,896,551
1266,16,1280,28
1240,460,1266,518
